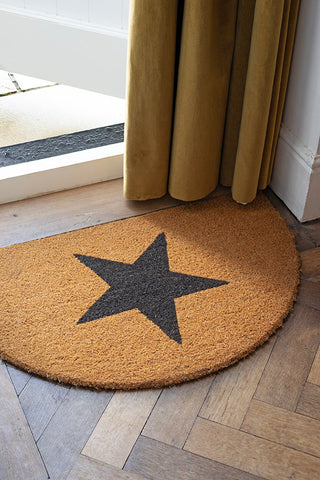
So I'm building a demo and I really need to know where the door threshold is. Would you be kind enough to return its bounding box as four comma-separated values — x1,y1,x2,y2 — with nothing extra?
0,142,124,204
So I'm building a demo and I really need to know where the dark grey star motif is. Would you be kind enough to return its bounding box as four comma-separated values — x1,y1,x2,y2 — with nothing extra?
74,233,228,344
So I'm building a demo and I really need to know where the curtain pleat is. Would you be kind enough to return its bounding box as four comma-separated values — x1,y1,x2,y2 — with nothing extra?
258,0,292,191
124,0,178,199
168,0,238,200
266,0,301,185
220,0,256,187
124,0,300,204
231,0,285,203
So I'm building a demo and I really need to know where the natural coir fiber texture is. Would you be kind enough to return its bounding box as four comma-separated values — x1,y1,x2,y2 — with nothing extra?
0,194,299,389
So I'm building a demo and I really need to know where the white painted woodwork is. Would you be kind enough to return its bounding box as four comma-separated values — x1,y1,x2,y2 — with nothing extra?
24,0,56,15
0,0,129,32
89,0,123,31
56,0,89,22
122,0,130,29
271,0,320,221
0,1,129,97
0,0,23,7
0,143,124,204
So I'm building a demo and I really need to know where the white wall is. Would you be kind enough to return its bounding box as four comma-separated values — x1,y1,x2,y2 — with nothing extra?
271,0,320,222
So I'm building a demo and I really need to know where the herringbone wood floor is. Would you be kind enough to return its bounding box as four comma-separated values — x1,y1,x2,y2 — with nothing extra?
0,179,319,480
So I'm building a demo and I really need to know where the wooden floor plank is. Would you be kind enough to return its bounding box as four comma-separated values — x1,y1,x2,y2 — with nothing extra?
37,387,112,480
0,179,181,248
304,221,320,246
184,418,320,480
142,376,213,448
296,382,320,421
0,180,230,248
19,375,70,441
241,399,320,457
199,338,275,429
0,361,48,480
308,346,320,385
6,362,31,395
300,247,320,282
296,279,320,311
290,225,317,251
264,189,300,227
264,189,318,250
125,435,264,480
82,390,160,468
66,455,147,480
254,304,320,410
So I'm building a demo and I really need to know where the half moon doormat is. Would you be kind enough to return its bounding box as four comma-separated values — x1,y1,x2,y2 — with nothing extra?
0,194,299,389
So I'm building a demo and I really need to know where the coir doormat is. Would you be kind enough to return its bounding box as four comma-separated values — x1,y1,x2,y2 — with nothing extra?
0,194,299,389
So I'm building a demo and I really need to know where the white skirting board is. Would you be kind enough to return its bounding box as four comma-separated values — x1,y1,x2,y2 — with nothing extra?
0,143,124,204
271,125,320,222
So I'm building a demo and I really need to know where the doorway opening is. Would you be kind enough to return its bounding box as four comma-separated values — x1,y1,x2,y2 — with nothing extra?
0,1,129,204
0,71,125,204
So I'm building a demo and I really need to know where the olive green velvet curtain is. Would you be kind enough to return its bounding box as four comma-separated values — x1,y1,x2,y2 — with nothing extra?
124,0,300,204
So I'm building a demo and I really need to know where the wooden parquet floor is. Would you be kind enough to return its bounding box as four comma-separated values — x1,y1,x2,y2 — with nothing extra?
0,179,319,480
